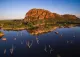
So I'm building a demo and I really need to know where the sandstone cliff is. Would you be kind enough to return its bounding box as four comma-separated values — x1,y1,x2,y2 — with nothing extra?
23,8,78,22
24,8,55,22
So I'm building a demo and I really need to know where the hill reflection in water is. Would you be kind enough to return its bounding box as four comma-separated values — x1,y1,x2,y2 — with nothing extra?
0,27,80,57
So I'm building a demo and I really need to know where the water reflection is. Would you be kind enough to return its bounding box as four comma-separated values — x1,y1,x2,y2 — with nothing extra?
14,38,16,40
44,45,54,54
26,40,33,48
66,40,73,44
67,41,69,43
49,45,54,54
60,34,63,38
44,45,47,52
10,45,16,54
49,45,51,48
0,27,80,57
17,32,19,36
73,35,75,38
71,40,73,43
36,36,39,44
21,31,22,36
4,49,6,54
21,40,24,44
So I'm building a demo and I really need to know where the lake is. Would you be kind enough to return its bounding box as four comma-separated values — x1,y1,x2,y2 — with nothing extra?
0,27,80,57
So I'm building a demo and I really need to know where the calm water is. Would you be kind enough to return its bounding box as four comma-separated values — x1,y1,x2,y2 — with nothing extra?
0,27,80,57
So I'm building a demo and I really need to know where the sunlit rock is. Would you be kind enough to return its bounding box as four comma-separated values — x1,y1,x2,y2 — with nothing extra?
0,32,4,37
2,38,7,41
55,31,59,34
24,8,55,22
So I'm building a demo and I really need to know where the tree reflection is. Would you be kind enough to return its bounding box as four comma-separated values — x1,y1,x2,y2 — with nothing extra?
26,40,33,48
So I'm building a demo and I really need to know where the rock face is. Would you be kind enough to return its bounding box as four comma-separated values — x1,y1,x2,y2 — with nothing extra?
62,14,78,20
23,8,78,22
53,13,64,19
24,8,55,22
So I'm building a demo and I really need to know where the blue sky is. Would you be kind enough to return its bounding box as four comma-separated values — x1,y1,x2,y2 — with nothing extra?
0,0,80,20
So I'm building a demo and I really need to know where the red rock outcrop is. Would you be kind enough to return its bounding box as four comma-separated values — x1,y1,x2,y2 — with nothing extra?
23,8,78,22
24,8,55,22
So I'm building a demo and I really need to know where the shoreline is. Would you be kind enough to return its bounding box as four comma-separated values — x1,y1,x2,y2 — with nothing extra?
1,28,26,31
0,33,4,37
0,24,77,35
0,27,59,35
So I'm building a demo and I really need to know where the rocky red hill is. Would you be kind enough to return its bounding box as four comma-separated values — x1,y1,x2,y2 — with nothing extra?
62,14,78,20
23,8,78,22
24,8,55,22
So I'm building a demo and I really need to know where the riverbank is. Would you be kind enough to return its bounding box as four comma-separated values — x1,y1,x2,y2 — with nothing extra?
0,19,79,35
0,32,4,37
2,28,26,31
0,24,76,35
